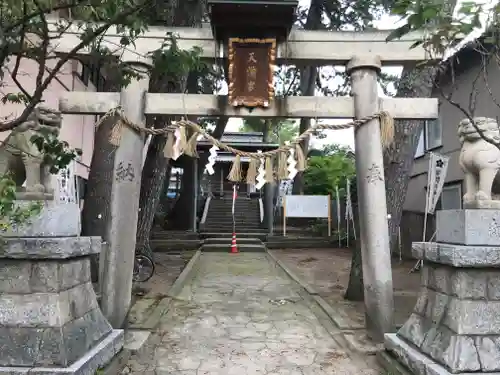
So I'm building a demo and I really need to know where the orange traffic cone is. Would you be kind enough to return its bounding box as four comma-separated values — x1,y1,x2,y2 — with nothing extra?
231,232,238,253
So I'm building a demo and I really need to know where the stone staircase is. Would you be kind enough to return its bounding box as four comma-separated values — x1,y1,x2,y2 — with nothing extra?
150,230,201,252
200,196,263,235
201,237,266,252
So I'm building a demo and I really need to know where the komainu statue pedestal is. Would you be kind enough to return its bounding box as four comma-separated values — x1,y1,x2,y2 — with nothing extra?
383,209,500,374
0,199,123,375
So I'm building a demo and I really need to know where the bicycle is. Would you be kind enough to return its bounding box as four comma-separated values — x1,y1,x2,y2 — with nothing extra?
132,253,155,282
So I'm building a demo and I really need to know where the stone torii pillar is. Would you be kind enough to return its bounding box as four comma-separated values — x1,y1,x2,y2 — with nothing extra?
100,57,151,328
347,56,394,341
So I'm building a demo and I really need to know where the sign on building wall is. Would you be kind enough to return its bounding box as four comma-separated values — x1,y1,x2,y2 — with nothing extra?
283,195,331,236
228,38,276,108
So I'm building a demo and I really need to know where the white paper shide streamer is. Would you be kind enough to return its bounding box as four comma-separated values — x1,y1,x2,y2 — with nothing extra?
255,150,266,190
171,128,183,161
204,145,219,175
287,147,297,180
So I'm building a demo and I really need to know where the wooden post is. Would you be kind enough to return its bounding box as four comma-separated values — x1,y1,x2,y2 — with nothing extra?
347,56,394,341
264,182,274,235
193,157,198,232
100,60,151,328
283,196,286,237
327,194,332,237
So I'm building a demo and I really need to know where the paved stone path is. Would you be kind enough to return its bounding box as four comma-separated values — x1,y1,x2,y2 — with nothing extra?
124,253,380,375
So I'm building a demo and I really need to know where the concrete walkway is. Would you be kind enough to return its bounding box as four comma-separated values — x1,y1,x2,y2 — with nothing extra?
124,253,380,375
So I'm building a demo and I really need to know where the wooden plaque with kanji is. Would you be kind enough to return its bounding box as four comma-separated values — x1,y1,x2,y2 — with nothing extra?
228,38,276,108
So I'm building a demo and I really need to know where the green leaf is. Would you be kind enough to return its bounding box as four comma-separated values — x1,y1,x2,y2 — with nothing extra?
385,24,412,42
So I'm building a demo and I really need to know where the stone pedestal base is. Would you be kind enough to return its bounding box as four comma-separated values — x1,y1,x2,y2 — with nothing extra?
385,334,500,375
0,237,123,374
0,330,123,375
384,241,500,374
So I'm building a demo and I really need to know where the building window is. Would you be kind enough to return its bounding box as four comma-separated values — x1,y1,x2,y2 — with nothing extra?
425,119,442,150
415,131,425,158
438,183,462,210
414,119,442,158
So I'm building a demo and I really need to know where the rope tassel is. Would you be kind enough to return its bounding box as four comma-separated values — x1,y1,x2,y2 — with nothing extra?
108,120,123,146
277,151,288,180
184,132,199,157
295,144,306,172
227,155,242,182
379,111,395,149
246,157,259,185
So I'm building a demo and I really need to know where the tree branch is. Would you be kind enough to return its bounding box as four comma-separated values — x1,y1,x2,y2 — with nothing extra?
0,0,150,132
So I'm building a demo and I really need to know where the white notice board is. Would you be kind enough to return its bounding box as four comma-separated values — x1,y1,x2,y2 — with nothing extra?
283,195,331,236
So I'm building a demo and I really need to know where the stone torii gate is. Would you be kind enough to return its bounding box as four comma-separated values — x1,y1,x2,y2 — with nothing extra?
49,20,438,340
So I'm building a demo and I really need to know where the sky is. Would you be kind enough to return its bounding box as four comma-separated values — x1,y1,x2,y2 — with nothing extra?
222,0,493,151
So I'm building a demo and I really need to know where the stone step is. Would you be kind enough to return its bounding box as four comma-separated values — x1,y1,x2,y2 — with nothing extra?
203,220,261,226
150,231,199,240
200,232,268,240
203,237,263,245
265,237,333,249
201,243,266,252
150,239,201,251
204,214,259,218
202,226,263,231
203,220,261,229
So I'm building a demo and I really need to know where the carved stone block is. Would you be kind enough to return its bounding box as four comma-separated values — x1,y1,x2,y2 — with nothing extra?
2,201,81,237
436,209,500,246
0,236,123,375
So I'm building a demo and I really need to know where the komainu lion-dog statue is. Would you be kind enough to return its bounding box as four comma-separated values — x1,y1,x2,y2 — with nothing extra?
459,117,500,209
0,105,62,196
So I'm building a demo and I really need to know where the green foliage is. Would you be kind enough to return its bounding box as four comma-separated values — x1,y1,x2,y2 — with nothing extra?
386,0,489,56
240,118,298,144
30,133,82,174
149,33,205,83
0,174,42,231
303,145,355,197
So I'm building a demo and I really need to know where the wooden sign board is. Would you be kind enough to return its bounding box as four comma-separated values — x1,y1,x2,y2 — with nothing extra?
283,195,331,236
228,38,276,108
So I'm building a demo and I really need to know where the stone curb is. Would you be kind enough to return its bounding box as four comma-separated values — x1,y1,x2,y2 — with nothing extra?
168,249,202,298
266,250,365,332
99,348,131,375
377,351,412,375
266,250,318,295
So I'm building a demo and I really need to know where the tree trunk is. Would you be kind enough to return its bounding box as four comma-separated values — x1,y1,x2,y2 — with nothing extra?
169,157,195,229
344,238,364,301
134,0,206,249
135,133,171,255
292,0,321,195
155,165,173,229
81,115,119,282
384,0,457,250
385,65,438,251
344,204,364,301
262,120,271,143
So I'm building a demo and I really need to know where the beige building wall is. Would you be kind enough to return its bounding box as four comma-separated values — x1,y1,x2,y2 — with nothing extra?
0,58,97,180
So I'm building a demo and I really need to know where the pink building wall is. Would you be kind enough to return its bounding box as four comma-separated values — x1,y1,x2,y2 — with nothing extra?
0,58,96,180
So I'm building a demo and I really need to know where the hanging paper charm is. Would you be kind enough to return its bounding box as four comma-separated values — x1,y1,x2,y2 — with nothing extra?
255,150,266,190
287,146,297,180
205,145,219,175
